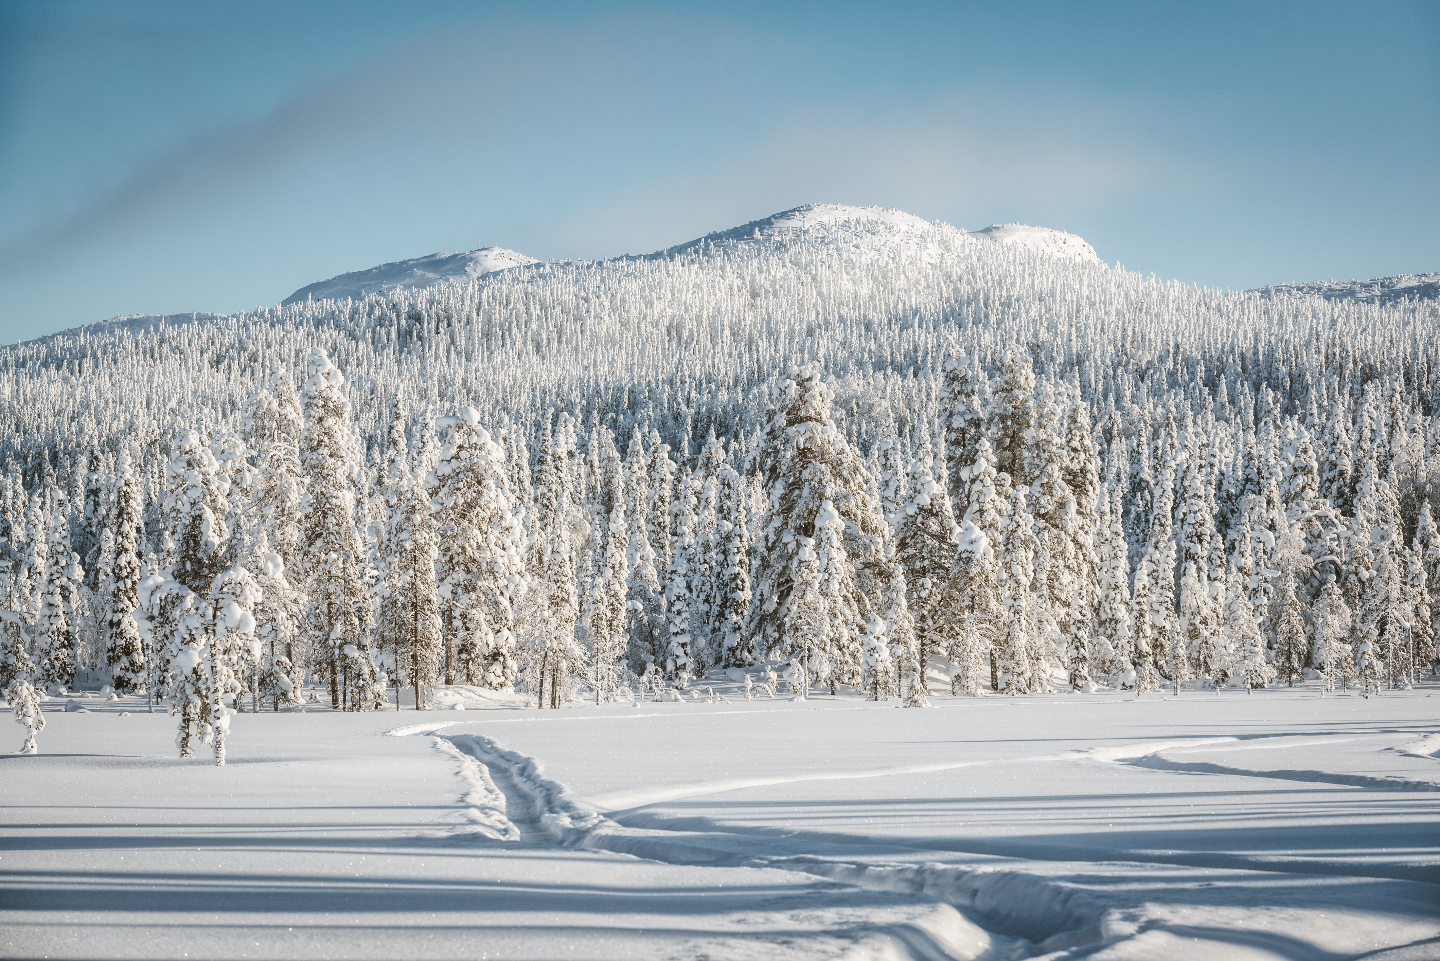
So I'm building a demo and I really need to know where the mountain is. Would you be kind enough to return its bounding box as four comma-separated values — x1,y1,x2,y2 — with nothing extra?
968,223,1101,265
26,312,226,346
1252,273,1440,305
284,246,539,305
638,203,1103,266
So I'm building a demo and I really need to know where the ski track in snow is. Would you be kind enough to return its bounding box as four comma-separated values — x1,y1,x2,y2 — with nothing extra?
404,729,1021,961
1091,734,1440,793
390,723,1440,960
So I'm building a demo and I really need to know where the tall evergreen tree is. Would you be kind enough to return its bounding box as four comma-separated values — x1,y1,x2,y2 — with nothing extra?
300,350,383,711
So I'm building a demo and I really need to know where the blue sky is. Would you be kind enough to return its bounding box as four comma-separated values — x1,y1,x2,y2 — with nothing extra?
1,1,1436,343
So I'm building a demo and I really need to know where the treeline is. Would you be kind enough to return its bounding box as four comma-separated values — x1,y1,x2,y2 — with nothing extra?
5,334,1439,763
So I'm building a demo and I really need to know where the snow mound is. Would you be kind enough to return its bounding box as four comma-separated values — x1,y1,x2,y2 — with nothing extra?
1254,273,1440,305
284,246,538,305
427,684,532,711
969,223,1102,265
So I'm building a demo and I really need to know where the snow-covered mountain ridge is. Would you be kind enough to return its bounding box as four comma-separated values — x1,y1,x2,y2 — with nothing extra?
1253,273,1440,305
285,246,539,305
287,204,1104,303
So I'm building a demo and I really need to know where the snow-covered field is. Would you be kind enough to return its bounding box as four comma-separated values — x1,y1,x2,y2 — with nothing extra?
5,682,1438,961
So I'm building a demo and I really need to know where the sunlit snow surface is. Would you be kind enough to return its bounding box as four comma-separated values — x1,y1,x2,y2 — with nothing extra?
3,682,1438,960
283,246,539,305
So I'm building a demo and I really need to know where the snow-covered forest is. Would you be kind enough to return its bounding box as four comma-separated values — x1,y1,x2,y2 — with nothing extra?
3,206,1438,756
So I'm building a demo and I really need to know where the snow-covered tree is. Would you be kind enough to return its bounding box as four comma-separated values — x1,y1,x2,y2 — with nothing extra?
895,452,959,682
1312,580,1353,693
105,450,146,694
428,407,526,691
585,483,630,704
747,365,889,661
1224,563,1273,692
860,613,894,700
996,480,1038,694
300,349,383,711
11,675,44,754
1273,570,1308,687
664,474,696,687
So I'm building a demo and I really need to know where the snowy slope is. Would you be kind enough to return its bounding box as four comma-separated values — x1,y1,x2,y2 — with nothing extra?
23,312,226,347
642,204,1106,267
969,223,1102,265
9,684,1437,961
642,203,938,257
283,245,539,305
1255,272,1440,305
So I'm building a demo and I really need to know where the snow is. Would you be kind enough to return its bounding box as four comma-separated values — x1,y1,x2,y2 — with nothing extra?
969,224,1102,266
283,246,539,305
642,204,938,259
4,683,1437,960
1255,273,1440,305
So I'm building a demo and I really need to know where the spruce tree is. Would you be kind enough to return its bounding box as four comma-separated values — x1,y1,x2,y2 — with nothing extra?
996,480,1037,694
1312,580,1353,693
664,474,696,688
427,407,526,691
300,350,383,711
105,450,146,694
746,365,889,661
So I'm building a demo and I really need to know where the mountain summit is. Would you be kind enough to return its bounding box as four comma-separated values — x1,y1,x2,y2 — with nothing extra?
284,246,539,305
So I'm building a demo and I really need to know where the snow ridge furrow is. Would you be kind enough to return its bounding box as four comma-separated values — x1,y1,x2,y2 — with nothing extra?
1122,754,1440,792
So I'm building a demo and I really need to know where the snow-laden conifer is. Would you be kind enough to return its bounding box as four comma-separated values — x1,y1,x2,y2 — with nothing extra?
11,676,43,754
427,407,526,691
664,473,696,688
585,481,629,703
996,478,1037,694
1312,580,1353,693
300,350,383,710
860,613,893,700
746,365,889,661
105,450,146,693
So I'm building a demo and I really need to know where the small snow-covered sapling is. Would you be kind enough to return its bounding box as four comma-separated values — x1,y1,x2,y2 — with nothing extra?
11,679,45,754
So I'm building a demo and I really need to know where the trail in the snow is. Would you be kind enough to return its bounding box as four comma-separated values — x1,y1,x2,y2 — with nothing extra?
410,730,1022,961
1088,734,1440,793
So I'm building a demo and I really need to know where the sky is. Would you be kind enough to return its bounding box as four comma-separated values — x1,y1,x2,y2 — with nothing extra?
0,1,1436,343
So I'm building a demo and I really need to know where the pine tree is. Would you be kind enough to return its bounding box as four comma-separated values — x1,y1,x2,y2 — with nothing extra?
1312,580,1353,693
716,460,753,667
746,365,889,661
585,485,630,704
105,449,146,694
1273,570,1307,687
860,613,893,700
1224,562,1272,692
664,474,696,688
894,453,959,685
205,565,260,766
815,498,862,692
300,350,383,711
880,560,921,704
1399,542,1433,684
527,417,581,708
1094,484,1133,679
1129,468,1175,694
996,480,1037,694
378,410,443,709
11,676,44,754
427,407,526,691
36,497,79,691
938,343,985,506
